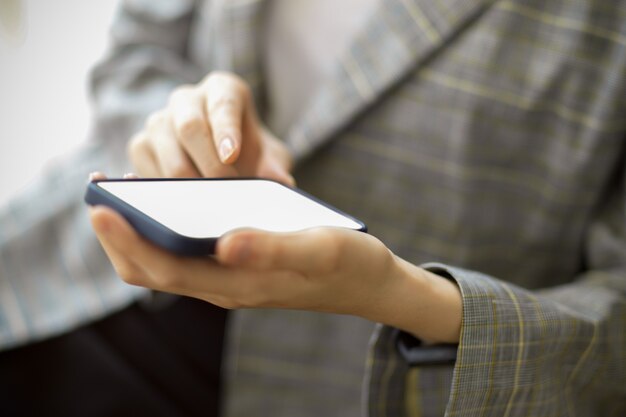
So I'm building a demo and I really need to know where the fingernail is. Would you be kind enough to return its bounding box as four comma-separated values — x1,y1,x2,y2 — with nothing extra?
219,137,235,162
88,172,98,182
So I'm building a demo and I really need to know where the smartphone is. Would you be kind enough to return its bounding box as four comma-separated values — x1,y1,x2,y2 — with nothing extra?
85,178,367,256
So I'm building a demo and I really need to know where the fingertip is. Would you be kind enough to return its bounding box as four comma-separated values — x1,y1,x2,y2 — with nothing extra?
89,206,129,236
218,136,240,164
282,173,296,187
89,171,107,182
89,206,114,235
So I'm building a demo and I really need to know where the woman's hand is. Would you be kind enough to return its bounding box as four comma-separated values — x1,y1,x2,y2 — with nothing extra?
89,203,462,344
129,72,294,185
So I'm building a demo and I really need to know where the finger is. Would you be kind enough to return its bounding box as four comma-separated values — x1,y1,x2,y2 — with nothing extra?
89,205,241,295
90,205,196,291
88,172,107,182
204,73,248,164
89,206,148,283
216,228,346,273
169,86,225,177
128,132,161,177
90,207,322,310
147,111,200,178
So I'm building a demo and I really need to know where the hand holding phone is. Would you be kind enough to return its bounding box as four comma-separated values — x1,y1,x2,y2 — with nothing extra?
88,179,462,344
85,178,366,256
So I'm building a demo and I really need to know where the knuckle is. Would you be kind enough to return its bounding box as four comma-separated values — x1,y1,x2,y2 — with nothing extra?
146,110,167,130
152,268,182,289
204,71,251,106
176,116,206,140
208,95,239,116
128,133,148,157
314,229,343,273
168,160,196,178
263,240,283,268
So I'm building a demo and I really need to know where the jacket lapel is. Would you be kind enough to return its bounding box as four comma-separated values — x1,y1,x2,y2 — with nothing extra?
286,0,496,160
220,0,496,159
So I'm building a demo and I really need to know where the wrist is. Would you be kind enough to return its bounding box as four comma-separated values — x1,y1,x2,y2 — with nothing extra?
372,256,462,344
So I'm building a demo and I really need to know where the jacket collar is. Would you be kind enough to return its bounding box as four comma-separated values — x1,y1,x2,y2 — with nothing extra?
223,0,496,160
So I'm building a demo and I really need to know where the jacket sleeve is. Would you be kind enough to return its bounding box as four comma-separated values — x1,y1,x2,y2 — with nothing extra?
89,0,203,149
367,160,626,416
0,0,201,350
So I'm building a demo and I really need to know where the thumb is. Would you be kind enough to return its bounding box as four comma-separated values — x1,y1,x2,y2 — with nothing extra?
215,228,339,272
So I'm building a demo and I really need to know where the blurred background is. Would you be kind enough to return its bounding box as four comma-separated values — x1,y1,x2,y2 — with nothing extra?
0,0,117,203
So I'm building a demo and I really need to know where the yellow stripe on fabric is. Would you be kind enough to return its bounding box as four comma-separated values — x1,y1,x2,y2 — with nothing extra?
420,68,623,132
377,335,398,417
443,48,626,110
400,0,440,42
447,289,479,417
523,293,547,417
320,148,595,227
498,1,626,47
577,2,626,19
339,132,596,205
405,368,422,417
447,394,563,415
478,295,498,417
477,23,619,73
432,0,454,25
500,283,525,417
369,105,617,183
309,177,587,265
566,319,599,417
341,52,375,99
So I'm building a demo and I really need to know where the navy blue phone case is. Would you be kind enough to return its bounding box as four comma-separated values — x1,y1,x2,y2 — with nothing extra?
84,178,367,256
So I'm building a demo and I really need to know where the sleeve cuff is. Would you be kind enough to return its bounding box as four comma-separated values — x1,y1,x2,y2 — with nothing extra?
395,329,458,365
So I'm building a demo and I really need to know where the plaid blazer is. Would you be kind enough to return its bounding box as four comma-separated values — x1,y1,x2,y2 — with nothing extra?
202,1,626,416
1,0,624,416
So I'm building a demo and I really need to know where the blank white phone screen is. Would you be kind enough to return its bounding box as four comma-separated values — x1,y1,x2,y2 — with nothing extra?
98,180,362,238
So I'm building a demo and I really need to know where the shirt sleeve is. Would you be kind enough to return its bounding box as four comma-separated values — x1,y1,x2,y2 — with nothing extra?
0,0,202,350
366,160,626,416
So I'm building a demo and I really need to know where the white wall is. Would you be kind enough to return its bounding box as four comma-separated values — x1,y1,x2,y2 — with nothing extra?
0,0,117,203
